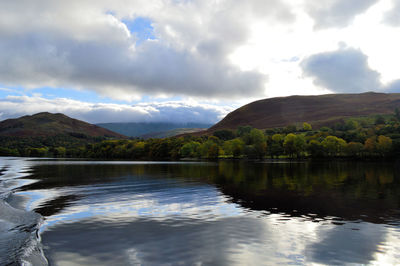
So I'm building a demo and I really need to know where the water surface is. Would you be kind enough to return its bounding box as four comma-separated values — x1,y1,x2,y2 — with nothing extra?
1,158,400,265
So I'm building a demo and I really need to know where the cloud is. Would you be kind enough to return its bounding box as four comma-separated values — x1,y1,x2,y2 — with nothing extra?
384,0,400,26
385,80,400,93
304,0,379,29
0,96,233,124
0,0,297,100
301,47,382,93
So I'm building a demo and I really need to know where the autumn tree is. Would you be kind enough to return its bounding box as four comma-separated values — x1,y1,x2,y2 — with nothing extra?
249,128,267,158
269,133,284,158
213,130,235,141
364,137,377,155
199,140,220,159
284,133,306,157
321,136,346,156
223,138,244,157
376,135,392,156
303,122,312,131
180,141,201,158
345,142,364,157
307,140,324,157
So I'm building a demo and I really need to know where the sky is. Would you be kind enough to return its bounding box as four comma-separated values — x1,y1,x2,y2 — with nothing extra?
0,0,400,124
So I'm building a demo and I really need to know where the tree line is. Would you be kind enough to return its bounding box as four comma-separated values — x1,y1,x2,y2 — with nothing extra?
1,113,400,160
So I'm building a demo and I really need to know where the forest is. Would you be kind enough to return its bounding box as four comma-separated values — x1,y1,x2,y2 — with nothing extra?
1,113,400,160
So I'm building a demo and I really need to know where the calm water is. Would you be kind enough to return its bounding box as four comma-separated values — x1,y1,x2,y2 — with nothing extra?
1,158,400,265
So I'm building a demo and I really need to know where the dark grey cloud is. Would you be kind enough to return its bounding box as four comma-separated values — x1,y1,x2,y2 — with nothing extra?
384,0,400,26
0,28,267,100
305,0,379,29
0,0,297,100
301,47,382,93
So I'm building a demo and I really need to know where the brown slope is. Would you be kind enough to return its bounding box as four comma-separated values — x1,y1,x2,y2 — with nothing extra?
209,92,400,131
0,112,125,138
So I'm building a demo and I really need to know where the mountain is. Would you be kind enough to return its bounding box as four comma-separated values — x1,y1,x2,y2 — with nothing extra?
140,128,208,139
97,122,212,137
0,112,125,138
209,92,400,131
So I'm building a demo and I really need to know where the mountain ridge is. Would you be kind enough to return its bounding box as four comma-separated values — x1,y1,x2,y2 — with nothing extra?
97,122,212,137
208,92,400,132
0,112,125,138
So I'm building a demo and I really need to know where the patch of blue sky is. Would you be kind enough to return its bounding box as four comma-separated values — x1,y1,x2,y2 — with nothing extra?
0,86,25,98
0,85,191,105
0,85,127,104
33,87,111,102
122,17,156,45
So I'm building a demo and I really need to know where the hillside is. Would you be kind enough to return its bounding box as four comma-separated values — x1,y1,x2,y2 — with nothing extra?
0,112,125,138
140,128,207,139
209,92,400,131
97,122,211,137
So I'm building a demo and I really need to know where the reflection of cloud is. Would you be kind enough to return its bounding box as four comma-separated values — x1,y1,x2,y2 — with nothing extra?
41,186,243,227
43,217,270,265
11,159,400,265
306,222,387,264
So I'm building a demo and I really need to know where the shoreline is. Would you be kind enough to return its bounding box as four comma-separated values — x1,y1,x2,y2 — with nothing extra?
1,155,397,164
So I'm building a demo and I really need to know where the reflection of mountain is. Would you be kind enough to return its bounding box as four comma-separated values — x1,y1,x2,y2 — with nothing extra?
22,160,400,265
21,161,400,224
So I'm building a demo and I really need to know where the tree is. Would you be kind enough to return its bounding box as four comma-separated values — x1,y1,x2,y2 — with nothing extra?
395,108,400,121
284,125,297,134
364,137,376,155
283,134,305,157
345,142,364,157
213,130,235,141
375,115,385,125
269,134,284,158
320,127,333,134
307,140,324,157
244,145,258,159
53,146,66,157
199,140,220,159
345,119,359,130
28,147,48,157
293,134,306,157
303,122,312,131
376,135,392,156
237,126,253,137
223,139,244,157
249,129,267,158
130,141,145,158
321,136,346,156
180,141,200,158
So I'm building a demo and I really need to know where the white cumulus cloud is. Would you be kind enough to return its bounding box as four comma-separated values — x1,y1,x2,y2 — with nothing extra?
0,96,233,124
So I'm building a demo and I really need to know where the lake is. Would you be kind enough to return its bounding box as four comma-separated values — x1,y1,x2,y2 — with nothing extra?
1,157,400,265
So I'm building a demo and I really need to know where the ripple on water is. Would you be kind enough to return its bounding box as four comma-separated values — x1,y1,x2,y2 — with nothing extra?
0,158,47,266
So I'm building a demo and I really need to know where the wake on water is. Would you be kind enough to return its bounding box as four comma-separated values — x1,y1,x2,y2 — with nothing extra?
0,158,48,266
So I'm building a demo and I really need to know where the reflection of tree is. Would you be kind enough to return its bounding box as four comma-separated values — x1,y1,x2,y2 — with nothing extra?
211,161,400,223
23,161,400,224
